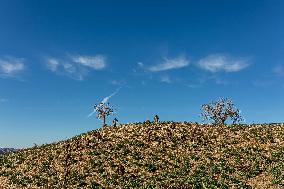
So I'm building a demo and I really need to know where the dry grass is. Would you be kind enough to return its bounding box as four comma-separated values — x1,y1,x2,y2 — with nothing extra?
0,122,284,188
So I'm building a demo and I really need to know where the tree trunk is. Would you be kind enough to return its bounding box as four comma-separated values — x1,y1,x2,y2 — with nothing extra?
103,115,106,126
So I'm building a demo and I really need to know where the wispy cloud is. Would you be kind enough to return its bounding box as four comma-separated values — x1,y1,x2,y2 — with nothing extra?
198,54,249,73
46,58,85,80
148,56,189,72
71,55,106,70
45,54,107,80
101,87,121,104
0,57,25,77
46,58,59,72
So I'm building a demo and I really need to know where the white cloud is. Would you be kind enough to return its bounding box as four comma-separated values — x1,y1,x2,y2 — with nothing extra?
45,54,107,80
71,55,106,70
46,58,59,72
198,54,249,73
46,58,85,80
148,56,189,72
0,57,25,76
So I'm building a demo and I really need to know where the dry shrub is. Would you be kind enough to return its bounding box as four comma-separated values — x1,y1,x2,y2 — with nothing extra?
201,97,243,125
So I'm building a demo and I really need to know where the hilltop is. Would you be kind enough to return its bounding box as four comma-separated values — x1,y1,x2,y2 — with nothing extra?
0,122,284,188
0,148,18,155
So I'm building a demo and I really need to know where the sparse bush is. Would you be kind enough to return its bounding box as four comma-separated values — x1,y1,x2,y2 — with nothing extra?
201,97,243,125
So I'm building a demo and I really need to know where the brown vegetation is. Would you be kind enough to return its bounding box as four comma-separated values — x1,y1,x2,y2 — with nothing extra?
1,122,284,188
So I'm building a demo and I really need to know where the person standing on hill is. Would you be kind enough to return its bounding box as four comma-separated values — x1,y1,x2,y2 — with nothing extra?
112,118,118,127
154,115,159,123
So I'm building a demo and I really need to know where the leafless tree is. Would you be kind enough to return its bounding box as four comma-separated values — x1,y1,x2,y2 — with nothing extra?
201,97,243,125
94,102,114,126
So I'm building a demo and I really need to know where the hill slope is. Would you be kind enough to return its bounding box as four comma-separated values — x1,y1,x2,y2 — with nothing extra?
0,122,284,188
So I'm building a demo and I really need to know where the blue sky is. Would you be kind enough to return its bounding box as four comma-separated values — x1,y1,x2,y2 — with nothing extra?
0,0,284,148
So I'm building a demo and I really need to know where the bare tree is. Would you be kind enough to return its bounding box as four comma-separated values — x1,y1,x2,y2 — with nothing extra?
94,102,114,126
201,97,243,125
